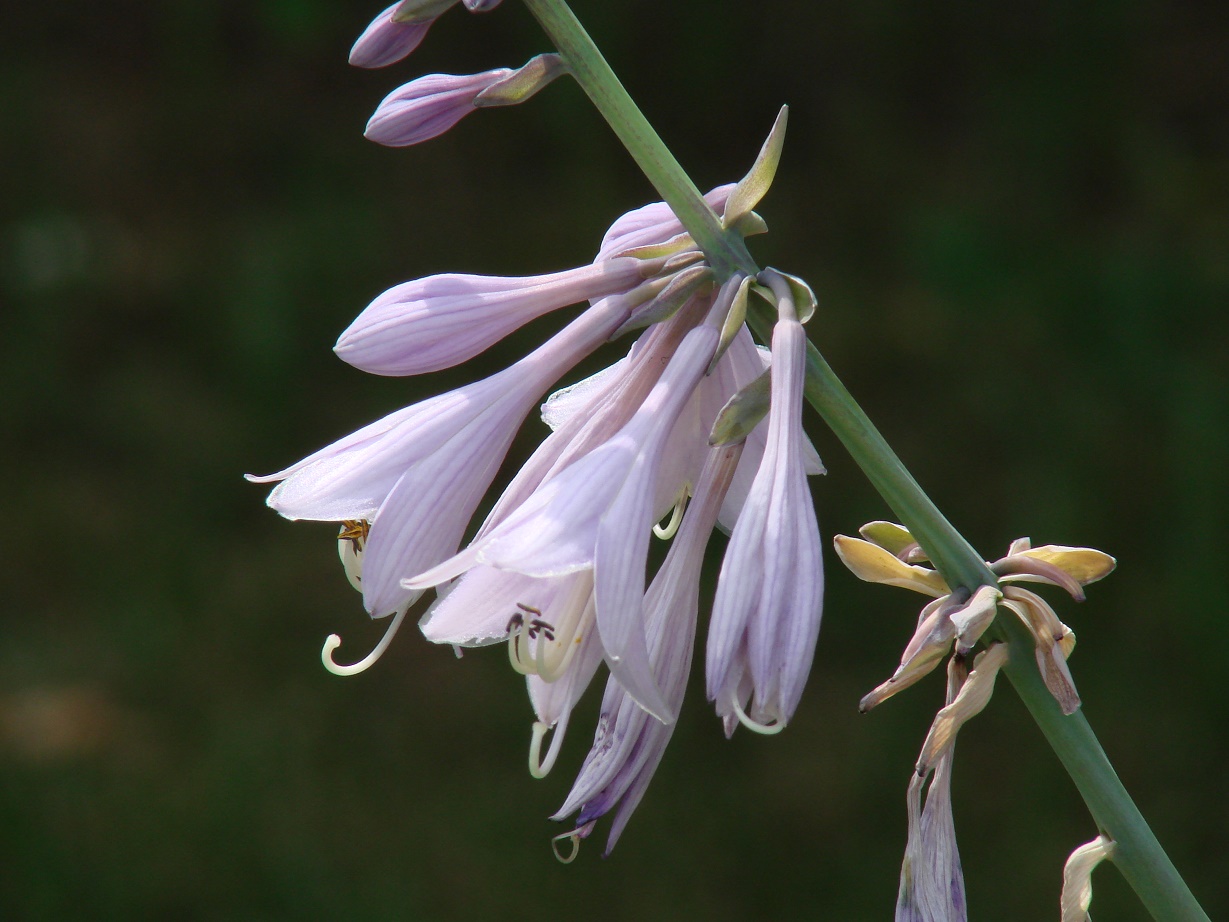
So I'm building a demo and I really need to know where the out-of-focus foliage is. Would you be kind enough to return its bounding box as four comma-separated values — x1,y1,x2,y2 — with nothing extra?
1,1,1226,918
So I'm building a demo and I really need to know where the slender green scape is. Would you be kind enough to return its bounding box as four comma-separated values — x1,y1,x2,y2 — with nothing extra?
522,0,1208,918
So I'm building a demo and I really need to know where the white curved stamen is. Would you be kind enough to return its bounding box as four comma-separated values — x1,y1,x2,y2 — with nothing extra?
321,605,409,676
652,491,689,540
732,697,786,735
529,718,568,778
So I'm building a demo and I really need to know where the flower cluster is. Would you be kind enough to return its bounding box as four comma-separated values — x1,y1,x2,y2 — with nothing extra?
250,3,826,857
834,523,1116,920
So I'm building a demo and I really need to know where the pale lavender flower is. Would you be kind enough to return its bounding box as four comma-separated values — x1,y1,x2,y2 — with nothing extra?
247,295,630,619
423,565,604,775
349,3,435,69
365,68,512,146
462,0,502,10
410,314,724,720
706,273,824,734
335,257,654,376
551,443,743,857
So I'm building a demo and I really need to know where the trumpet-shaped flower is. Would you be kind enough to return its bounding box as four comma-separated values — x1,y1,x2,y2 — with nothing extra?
706,275,824,734
552,443,744,857
410,316,723,720
248,295,630,618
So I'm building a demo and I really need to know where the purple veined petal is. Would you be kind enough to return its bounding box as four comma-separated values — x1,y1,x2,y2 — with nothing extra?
489,315,694,530
358,299,633,614
358,400,523,615
595,185,735,262
349,3,434,68
554,444,742,853
335,258,646,376
364,68,512,147
430,321,717,719
246,388,488,522
402,312,691,595
539,358,628,431
592,323,719,721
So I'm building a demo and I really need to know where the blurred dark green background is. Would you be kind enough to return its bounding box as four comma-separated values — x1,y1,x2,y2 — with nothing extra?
3,0,1226,918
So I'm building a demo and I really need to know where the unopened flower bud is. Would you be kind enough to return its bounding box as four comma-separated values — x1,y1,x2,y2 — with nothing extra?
349,3,435,68
365,68,513,147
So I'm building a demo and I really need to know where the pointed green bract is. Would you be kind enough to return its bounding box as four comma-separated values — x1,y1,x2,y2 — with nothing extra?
708,274,752,373
723,106,789,230
709,368,770,446
475,53,570,107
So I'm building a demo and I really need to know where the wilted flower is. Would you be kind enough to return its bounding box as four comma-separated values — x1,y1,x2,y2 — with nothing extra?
896,644,1008,922
1060,834,1115,922
834,525,1114,714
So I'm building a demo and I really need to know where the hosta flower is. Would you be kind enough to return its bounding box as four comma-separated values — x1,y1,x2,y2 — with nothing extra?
248,294,632,620
706,270,824,734
550,443,744,858
335,257,656,376
348,0,502,69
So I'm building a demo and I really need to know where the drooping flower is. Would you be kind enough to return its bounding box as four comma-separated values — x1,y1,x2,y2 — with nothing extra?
550,442,744,858
410,308,727,721
255,65,829,853
706,269,825,735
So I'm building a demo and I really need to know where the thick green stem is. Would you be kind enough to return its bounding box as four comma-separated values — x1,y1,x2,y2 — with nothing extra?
522,0,1207,917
